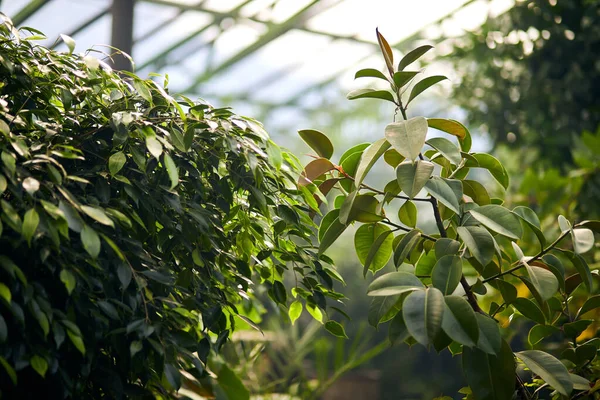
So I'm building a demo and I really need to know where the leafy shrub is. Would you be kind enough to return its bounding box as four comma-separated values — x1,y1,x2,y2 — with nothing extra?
0,16,342,398
299,29,600,399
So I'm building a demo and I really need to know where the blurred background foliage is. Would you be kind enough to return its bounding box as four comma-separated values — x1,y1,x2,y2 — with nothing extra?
2,0,599,398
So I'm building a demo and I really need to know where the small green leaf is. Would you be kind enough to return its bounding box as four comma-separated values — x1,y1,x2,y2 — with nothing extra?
133,79,152,103
324,320,348,338
355,223,394,275
22,177,40,195
516,350,573,396
385,117,428,161
426,137,461,165
354,138,390,187
367,271,424,296
393,71,419,89
355,68,388,81
431,255,462,295
60,269,76,295
424,176,461,214
0,283,11,303
564,251,593,292
289,301,302,325
577,295,600,319
163,153,179,189
60,34,75,54
396,160,434,198
393,229,421,266
81,205,114,227
145,136,163,159
22,208,39,246
457,226,495,267
469,205,522,240
306,303,323,323
407,75,447,105
513,206,546,247
513,298,546,325
558,215,571,233
402,287,445,346
30,355,48,377
398,45,433,71
398,200,418,228
368,295,402,327
347,88,395,103
319,214,347,255
298,129,334,159
108,151,126,176
434,238,460,259
464,153,509,189
427,118,467,140
462,180,491,206
81,224,101,258
67,330,86,355
528,325,559,346
340,193,383,224
0,356,16,385
130,340,143,357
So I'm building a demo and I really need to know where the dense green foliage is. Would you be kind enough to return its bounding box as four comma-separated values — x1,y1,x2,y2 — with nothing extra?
299,29,600,399
0,16,344,398
450,0,599,167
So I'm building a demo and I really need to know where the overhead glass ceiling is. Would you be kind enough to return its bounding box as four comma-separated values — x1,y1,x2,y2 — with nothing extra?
2,0,514,135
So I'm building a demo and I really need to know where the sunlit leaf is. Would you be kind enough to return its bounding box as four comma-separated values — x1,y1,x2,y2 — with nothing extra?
298,129,334,159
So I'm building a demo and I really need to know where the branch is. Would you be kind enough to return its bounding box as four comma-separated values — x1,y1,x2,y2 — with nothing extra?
481,230,570,284
381,219,438,242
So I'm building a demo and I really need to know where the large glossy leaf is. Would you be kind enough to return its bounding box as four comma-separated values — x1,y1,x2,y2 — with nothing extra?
396,160,433,198
354,223,394,275
347,89,395,103
340,193,383,224
369,294,402,327
426,137,461,165
424,176,461,214
407,76,448,105
442,295,478,347
528,325,559,346
354,68,388,81
577,295,600,319
462,340,516,400
398,45,433,71
516,350,573,396
464,153,509,189
393,229,421,267
513,206,545,247
393,71,419,89
318,211,347,255
513,298,546,325
469,205,523,239
476,314,501,355
462,179,491,205
298,129,334,159
354,138,390,187
431,255,462,295
367,271,424,296
426,118,467,140
298,158,335,186
402,287,445,346
457,226,495,266
564,251,593,292
385,117,428,161
523,263,558,302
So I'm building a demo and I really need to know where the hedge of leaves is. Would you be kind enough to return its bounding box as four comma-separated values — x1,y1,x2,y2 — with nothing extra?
0,16,342,398
298,29,600,399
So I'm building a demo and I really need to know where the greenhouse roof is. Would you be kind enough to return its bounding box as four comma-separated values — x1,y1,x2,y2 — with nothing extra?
2,0,513,130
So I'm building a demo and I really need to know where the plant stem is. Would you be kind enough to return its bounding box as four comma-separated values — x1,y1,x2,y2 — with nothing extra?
381,219,438,242
481,230,570,284
429,195,482,313
360,181,430,202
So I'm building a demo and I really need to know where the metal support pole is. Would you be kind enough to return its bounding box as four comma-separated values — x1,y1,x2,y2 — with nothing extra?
110,0,135,71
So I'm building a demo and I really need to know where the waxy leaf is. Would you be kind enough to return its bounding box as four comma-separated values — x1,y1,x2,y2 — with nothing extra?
393,71,419,89
407,76,447,105
427,118,467,139
398,45,433,71
393,229,421,266
354,68,388,81
396,160,434,198
434,238,460,259
298,129,334,159
347,89,395,103
426,137,461,165
424,176,461,214
528,325,559,346
402,287,445,346
457,226,495,267
398,200,418,228
572,228,594,254
464,153,509,189
108,151,126,176
513,206,545,247
80,224,101,258
516,350,573,396
355,223,394,275
463,340,516,400
385,117,428,161
376,28,394,77
367,271,424,296
442,295,479,347
354,138,390,187
469,205,522,239
324,321,348,339
431,255,462,295
513,298,546,325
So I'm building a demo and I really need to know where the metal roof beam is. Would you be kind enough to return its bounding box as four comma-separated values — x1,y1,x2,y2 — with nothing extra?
11,0,50,26
181,0,343,93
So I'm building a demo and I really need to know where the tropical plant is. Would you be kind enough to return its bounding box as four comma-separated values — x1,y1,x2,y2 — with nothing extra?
297,29,600,399
0,15,345,399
